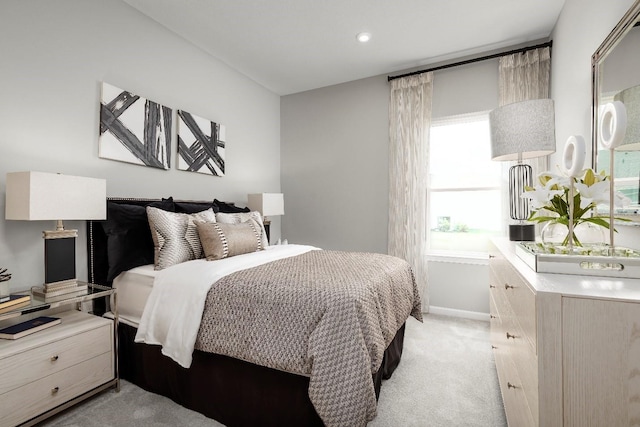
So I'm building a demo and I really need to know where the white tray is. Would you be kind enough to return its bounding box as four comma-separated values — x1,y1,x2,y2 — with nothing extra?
516,242,640,279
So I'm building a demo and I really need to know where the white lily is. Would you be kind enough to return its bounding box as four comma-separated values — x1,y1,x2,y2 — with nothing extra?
542,173,571,190
520,185,563,210
574,180,610,209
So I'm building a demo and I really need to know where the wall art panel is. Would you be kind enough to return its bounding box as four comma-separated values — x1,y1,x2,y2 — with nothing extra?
99,82,172,169
177,110,226,176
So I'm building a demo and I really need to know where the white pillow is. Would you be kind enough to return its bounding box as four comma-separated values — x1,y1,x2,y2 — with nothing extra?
215,211,269,248
147,207,217,270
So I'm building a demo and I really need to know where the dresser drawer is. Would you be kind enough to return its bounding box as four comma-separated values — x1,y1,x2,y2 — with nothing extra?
502,266,536,351
0,351,113,427
0,322,112,395
489,293,502,349
489,267,510,320
494,347,536,427
506,322,539,425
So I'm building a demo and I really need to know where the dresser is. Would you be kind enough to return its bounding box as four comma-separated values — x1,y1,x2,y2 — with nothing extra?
490,238,640,426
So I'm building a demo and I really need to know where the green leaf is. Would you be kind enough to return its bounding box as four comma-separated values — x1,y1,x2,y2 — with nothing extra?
583,217,611,230
528,216,563,223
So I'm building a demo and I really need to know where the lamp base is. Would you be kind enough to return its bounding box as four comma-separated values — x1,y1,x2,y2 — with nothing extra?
43,230,77,285
509,224,535,241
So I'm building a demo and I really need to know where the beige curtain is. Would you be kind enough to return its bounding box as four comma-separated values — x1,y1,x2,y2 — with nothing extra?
499,47,551,105
388,73,432,310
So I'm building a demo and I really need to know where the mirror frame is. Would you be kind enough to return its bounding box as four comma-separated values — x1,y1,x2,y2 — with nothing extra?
591,0,640,221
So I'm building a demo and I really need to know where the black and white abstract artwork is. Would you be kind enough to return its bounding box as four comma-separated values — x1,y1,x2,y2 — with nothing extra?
99,82,172,169
177,110,226,176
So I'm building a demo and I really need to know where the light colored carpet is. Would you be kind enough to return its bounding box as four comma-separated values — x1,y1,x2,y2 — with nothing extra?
41,314,506,426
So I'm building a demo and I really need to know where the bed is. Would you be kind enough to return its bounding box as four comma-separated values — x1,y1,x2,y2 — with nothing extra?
87,197,422,427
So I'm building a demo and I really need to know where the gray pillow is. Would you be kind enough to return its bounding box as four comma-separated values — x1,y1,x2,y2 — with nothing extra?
147,207,216,269
196,220,264,260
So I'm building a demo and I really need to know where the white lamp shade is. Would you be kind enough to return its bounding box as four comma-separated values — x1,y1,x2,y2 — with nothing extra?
5,171,107,221
614,84,640,151
247,193,284,217
490,99,556,161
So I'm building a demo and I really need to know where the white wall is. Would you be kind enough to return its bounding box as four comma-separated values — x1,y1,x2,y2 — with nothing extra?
0,0,281,290
281,76,390,253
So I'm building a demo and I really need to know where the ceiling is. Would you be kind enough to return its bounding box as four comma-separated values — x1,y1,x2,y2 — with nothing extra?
122,0,566,95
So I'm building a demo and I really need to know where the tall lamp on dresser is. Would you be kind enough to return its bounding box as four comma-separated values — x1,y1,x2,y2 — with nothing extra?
5,171,106,286
489,99,556,241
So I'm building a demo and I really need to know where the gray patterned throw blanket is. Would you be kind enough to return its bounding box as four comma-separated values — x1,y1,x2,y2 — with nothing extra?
194,250,423,427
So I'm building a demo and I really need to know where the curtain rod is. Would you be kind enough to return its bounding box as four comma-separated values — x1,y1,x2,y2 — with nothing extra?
387,41,553,82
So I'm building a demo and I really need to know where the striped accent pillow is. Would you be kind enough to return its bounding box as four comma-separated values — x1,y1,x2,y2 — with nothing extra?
196,219,263,260
147,207,216,270
215,211,269,248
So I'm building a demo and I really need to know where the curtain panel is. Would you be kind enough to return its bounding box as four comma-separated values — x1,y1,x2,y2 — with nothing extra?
388,73,433,310
498,46,551,105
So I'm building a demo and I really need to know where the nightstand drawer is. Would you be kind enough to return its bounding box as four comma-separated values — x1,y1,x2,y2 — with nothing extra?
0,352,113,427
0,319,112,395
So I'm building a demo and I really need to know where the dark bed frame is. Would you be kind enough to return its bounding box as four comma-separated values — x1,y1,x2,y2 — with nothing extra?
87,198,406,427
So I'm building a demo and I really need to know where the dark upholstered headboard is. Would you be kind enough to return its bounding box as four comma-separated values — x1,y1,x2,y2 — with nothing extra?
87,197,247,287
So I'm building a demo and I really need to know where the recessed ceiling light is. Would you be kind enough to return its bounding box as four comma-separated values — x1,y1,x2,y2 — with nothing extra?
356,32,371,43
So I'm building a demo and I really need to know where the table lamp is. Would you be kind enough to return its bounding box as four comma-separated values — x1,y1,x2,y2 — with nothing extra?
247,193,284,245
247,193,284,222
5,171,107,285
490,99,556,241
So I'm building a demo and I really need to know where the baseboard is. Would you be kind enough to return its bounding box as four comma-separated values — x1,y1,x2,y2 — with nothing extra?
427,305,489,322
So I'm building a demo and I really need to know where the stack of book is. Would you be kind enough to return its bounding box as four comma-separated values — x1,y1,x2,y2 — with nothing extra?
0,316,61,339
0,294,31,314
31,280,89,303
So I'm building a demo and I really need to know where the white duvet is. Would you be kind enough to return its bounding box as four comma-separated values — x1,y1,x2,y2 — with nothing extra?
134,244,319,368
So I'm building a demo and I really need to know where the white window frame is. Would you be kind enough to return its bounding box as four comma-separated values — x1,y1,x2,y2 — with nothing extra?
426,111,502,259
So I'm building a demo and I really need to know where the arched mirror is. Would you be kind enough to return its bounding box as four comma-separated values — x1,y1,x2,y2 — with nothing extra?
592,0,640,222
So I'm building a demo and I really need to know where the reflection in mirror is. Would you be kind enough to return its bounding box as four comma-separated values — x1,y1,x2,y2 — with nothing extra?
593,1,640,219
598,84,640,205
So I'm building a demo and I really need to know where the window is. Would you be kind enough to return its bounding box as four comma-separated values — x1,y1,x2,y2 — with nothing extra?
428,112,503,255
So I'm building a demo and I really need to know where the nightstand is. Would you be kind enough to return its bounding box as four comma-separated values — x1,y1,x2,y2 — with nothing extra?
0,283,118,427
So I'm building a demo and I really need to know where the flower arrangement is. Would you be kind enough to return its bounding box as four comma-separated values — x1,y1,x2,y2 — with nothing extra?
521,168,630,247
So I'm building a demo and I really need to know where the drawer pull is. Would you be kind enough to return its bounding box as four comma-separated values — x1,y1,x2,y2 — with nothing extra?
50,355,59,362
506,332,517,339
51,386,59,395
491,345,497,349
504,284,515,290
489,255,496,259
507,382,518,389
489,284,496,289
490,314,496,319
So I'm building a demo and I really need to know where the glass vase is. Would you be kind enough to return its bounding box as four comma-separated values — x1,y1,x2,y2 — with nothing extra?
540,221,606,247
